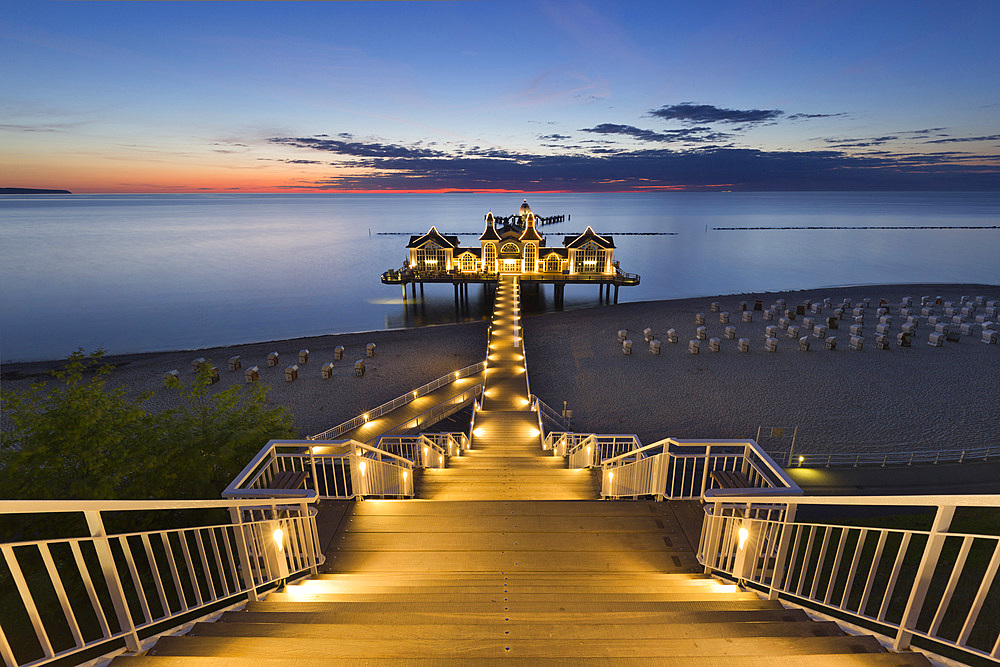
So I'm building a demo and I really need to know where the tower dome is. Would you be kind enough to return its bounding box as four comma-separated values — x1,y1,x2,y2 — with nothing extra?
518,199,531,217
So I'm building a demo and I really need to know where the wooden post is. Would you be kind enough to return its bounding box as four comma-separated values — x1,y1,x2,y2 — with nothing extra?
614,284,619,303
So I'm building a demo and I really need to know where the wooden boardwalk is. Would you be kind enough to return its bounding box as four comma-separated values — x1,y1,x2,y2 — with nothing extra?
113,276,929,665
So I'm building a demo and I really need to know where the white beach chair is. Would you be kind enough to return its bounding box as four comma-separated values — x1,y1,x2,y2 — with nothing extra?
228,356,241,371
849,335,863,350
879,315,892,326
720,311,730,324
695,313,706,325
927,315,940,325
902,296,913,307
934,323,950,334
724,326,736,339
982,329,998,344
666,328,678,343
764,337,778,352
267,352,279,367
355,359,366,376
779,317,790,330
896,332,912,347
367,343,376,357
710,302,720,312
321,362,334,379
622,340,633,355
928,332,944,347
922,307,934,317
765,325,778,338
244,366,259,383
974,296,985,306
742,311,753,323
191,357,206,372
688,339,700,354
334,345,344,360
643,327,653,342
849,324,863,337
799,337,810,351
825,336,837,350
876,323,890,336
163,370,179,387
285,365,299,382
696,326,707,340
902,322,917,335
763,309,774,321
813,325,827,338
299,349,309,364
709,337,721,352
650,339,661,354
960,323,977,336
876,335,890,350
617,329,628,342
852,307,864,318
738,338,750,352
787,325,800,338
738,300,748,311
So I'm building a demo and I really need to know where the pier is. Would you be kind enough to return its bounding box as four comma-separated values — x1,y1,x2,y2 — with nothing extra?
381,199,640,307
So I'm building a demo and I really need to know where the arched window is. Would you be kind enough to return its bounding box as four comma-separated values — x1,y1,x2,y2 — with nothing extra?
523,243,536,273
500,242,520,256
483,243,496,273
416,242,446,271
544,254,561,272
575,241,606,273
460,253,477,272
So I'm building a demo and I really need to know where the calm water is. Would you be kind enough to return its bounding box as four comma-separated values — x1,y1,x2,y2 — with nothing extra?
1,192,998,362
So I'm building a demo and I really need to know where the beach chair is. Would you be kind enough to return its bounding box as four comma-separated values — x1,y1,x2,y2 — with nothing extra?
228,355,241,371
825,336,837,350
696,326,707,340
876,335,890,351
720,311,730,324
764,337,778,352
810,303,821,314
983,329,998,344
244,366,259,383
737,338,750,352
833,308,844,320
863,298,872,308
879,315,892,326
643,327,654,342
902,296,913,307
902,322,917,335
208,366,220,384
876,307,888,317
695,313,705,325
763,309,774,321
813,325,827,338
796,304,806,316
754,299,763,311
688,339,700,354
928,332,944,347
876,323,890,336
724,326,736,339
617,329,628,342
649,339,661,355
952,315,965,325
927,315,940,325
826,316,838,330
787,325,800,338
267,352,279,367
944,307,957,317
367,343,376,357
802,317,814,330
191,357,206,372
922,307,934,317
284,365,298,382
785,309,797,321
742,311,752,323
163,370,179,387
666,328,678,344
921,296,931,306
852,307,865,318
776,299,786,310
622,339,633,355
765,325,778,338
900,307,912,318
897,332,912,348
849,324,863,336
298,349,309,364
849,335,863,351
799,337,810,351
823,298,832,308
321,362,334,379
779,317,790,330
710,302,720,312
355,359,366,376
738,300,748,311
934,323,949,335
975,296,986,306
709,337,721,352
334,345,344,360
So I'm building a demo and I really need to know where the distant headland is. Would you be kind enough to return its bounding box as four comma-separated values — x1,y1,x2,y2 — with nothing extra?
0,187,72,194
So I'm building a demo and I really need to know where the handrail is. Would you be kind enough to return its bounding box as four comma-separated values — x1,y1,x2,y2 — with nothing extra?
698,492,1000,662
385,383,483,437
531,394,571,431
776,445,996,468
0,497,322,667
309,361,486,441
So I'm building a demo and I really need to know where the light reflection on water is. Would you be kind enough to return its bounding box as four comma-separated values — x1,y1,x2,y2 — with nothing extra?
1,192,998,361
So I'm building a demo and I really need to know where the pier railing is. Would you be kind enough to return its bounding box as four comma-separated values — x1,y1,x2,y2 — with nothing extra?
373,433,469,468
772,445,997,468
223,439,414,500
0,497,322,667
308,362,485,441
698,492,1000,663
531,396,571,431
599,438,800,500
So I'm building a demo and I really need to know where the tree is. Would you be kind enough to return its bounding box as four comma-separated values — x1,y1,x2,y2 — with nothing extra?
0,349,296,500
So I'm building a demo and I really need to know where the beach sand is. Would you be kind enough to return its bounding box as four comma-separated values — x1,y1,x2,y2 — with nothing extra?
3,283,998,455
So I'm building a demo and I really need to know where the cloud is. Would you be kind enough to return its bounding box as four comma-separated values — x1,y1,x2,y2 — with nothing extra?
923,134,1000,144
539,133,571,141
786,112,847,120
580,123,730,143
823,135,899,148
268,136,447,158
649,102,783,125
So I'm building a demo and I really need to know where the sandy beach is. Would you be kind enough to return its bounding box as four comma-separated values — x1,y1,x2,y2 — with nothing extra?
3,283,998,455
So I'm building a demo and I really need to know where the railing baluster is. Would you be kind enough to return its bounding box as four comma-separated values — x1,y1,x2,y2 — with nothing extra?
839,528,866,611
858,530,887,617
118,535,153,624
38,542,85,648
878,532,911,623
70,540,112,637
3,544,55,658
959,539,1000,647
141,534,171,617
929,535,972,637
823,529,849,605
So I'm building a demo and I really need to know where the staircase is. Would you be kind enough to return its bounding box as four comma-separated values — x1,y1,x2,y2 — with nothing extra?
112,500,928,665
109,276,929,665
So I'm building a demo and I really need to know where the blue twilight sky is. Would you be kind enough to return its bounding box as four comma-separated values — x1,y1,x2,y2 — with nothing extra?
2,0,999,192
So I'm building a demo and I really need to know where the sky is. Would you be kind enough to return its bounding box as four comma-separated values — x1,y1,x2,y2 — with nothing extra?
2,0,999,193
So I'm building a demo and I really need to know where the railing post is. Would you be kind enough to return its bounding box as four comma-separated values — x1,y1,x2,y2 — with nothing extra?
699,446,712,498
229,507,259,602
767,503,798,600
894,504,956,650
83,510,141,652
301,500,320,576
309,447,320,497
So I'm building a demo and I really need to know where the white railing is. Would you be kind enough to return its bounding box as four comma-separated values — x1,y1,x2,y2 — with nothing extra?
223,439,413,500
385,383,483,437
565,434,642,468
698,492,1000,663
776,445,997,468
0,497,322,667
600,439,801,500
531,395,571,432
308,361,486,441
372,433,466,468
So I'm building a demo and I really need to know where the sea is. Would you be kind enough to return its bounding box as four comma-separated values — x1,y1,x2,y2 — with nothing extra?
1,192,998,363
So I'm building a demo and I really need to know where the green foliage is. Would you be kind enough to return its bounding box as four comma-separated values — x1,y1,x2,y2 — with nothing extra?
1,349,295,500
